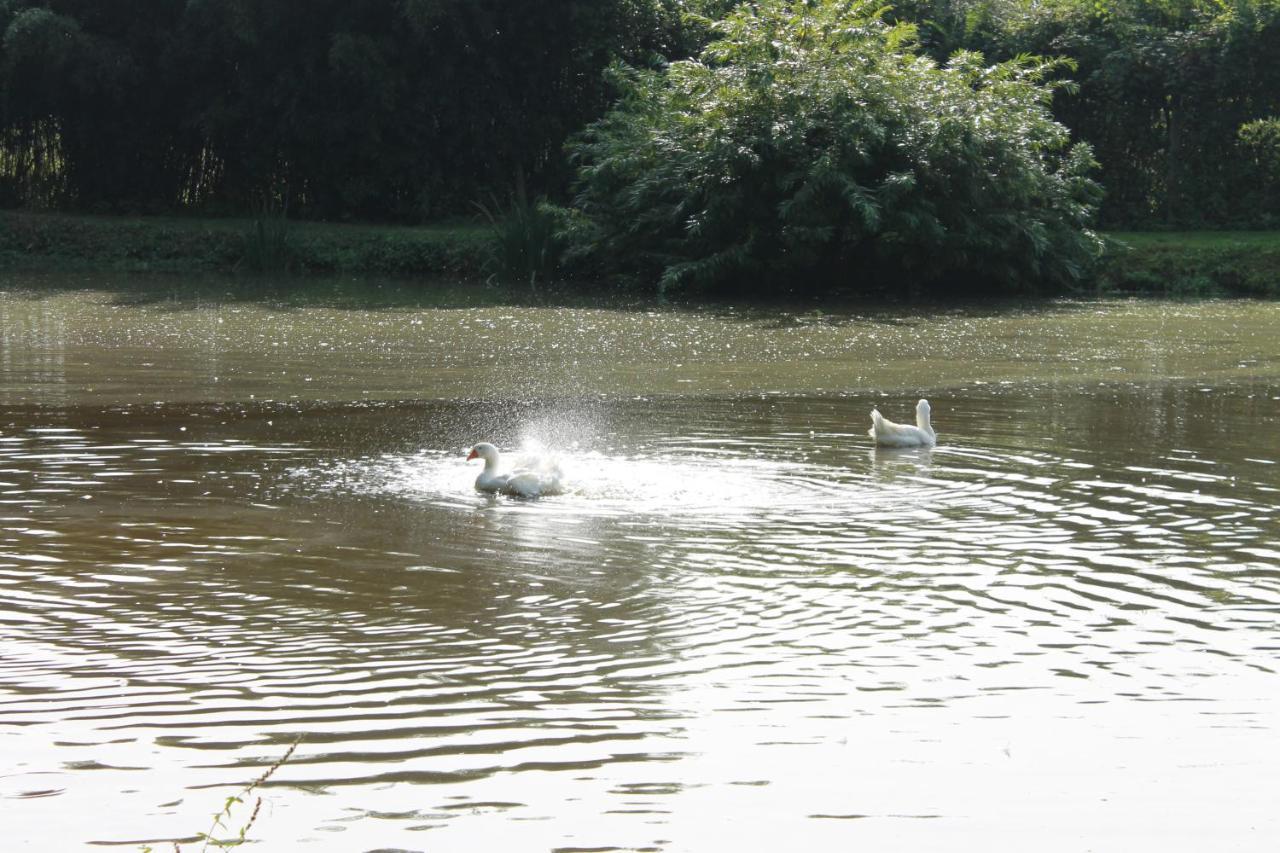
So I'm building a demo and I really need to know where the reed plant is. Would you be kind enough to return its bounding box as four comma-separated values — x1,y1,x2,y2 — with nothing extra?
240,195,294,274
474,193,565,288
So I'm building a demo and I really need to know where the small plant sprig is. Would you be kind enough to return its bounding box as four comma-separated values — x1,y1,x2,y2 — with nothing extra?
199,739,299,851
140,738,299,853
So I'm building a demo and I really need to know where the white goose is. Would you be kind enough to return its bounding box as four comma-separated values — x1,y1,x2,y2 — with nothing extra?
466,442,564,498
868,399,937,448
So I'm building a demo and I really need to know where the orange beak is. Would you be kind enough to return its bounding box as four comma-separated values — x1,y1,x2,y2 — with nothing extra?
466,449,478,461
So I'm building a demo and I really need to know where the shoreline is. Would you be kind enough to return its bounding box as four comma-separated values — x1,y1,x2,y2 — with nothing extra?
0,210,491,279
4,210,1278,297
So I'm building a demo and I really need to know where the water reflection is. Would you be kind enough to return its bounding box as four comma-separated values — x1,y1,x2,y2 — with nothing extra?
868,444,935,476
3,286,1280,405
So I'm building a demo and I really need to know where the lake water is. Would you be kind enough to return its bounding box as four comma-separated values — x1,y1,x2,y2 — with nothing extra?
1,275,1278,851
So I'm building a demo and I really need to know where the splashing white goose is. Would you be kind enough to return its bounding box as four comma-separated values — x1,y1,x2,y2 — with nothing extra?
868,399,937,448
466,442,564,498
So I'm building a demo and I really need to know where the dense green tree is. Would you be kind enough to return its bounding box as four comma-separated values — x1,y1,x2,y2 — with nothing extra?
2,0,1278,231
567,0,1102,295
1,0,690,218
893,0,1280,226
1,1,194,209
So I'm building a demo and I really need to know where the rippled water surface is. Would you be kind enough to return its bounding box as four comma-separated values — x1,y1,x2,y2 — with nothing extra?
2,278,1278,851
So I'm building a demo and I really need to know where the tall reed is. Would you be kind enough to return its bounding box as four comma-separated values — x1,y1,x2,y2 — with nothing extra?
474,193,564,288
240,194,294,274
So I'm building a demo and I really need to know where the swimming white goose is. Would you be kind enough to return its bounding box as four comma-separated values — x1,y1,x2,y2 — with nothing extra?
466,442,564,498
868,399,936,448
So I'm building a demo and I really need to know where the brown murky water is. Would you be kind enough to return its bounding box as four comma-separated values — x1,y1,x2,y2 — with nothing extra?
1,276,1278,851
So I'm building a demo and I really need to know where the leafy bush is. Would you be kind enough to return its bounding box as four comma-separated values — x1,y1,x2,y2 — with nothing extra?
1240,117,1280,221
568,0,1103,296
1240,118,1280,178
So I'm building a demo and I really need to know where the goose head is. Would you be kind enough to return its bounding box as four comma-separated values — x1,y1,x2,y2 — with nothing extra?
915,399,933,432
467,442,500,468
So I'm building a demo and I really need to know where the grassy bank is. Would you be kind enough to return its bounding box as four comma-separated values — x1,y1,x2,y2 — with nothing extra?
1097,232,1280,297
0,210,490,278
3,210,1279,296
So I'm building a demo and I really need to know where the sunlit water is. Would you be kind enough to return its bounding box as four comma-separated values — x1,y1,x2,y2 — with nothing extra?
1,277,1278,851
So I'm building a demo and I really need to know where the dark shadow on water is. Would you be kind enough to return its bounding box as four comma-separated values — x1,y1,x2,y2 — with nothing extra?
3,268,1111,322
1,270,657,313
